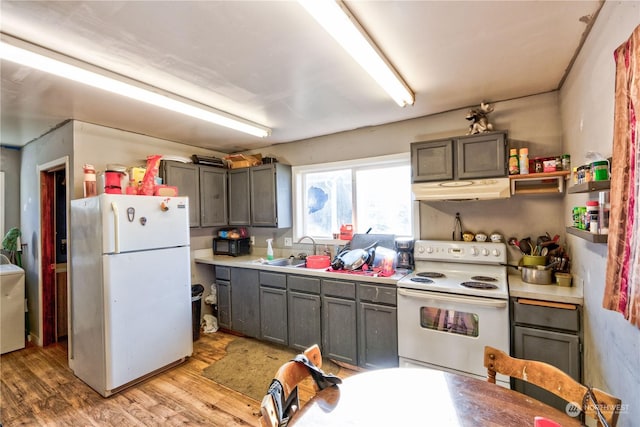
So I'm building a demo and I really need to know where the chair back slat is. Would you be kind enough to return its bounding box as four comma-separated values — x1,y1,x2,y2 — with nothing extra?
484,346,621,427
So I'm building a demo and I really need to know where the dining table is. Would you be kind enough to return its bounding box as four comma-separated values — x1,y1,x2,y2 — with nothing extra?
290,367,582,426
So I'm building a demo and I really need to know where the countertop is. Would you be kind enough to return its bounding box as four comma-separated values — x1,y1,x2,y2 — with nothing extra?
508,273,583,305
194,249,407,285
194,249,584,302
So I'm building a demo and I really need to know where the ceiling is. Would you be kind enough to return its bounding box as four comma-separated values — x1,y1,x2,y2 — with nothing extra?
0,1,603,154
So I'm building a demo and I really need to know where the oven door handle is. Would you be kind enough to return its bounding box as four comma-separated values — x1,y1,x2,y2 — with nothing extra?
397,288,508,308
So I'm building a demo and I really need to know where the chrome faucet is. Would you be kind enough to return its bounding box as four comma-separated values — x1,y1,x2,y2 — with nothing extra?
296,235,317,256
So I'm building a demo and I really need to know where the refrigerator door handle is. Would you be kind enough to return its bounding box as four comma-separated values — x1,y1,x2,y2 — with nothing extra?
111,202,120,253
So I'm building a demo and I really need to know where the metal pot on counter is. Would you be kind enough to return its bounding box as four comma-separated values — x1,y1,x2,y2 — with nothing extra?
503,261,558,285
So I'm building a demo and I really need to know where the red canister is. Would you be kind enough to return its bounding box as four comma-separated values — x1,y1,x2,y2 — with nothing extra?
104,171,124,194
340,224,353,240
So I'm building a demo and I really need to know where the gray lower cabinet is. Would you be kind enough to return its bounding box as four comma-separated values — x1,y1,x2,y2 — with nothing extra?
511,298,582,412
288,275,321,352
230,268,260,338
215,266,231,329
357,283,398,369
260,271,288,345
213,266,399,370
321,279,357,365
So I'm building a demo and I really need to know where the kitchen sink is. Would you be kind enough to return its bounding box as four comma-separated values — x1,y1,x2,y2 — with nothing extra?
264,258,306,267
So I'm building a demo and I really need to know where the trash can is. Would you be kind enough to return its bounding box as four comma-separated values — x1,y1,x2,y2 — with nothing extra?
191,284,205,341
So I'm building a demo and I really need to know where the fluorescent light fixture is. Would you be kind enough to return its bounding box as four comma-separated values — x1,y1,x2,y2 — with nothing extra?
0,35,271,138
298,0,414,107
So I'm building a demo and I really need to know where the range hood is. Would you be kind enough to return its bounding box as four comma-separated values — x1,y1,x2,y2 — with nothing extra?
412,177,511,201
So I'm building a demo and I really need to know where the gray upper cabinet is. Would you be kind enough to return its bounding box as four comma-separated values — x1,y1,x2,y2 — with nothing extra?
412,138,454,182
200,167,228,227
228,168,251,226
161,161,199,226
412,131,508,182
250,163,292,228
161,160,227,228
228,163,292,228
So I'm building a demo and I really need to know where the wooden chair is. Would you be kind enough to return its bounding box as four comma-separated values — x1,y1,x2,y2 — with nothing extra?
484,346,621,427
259,344,324,427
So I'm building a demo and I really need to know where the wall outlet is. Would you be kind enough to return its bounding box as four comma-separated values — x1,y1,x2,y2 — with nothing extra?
250,236,255,245
284,237,293,247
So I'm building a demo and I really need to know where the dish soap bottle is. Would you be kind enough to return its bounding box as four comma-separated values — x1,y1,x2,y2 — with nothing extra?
266,239,274,261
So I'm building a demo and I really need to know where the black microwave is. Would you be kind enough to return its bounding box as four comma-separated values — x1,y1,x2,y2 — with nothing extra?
213,237,251,257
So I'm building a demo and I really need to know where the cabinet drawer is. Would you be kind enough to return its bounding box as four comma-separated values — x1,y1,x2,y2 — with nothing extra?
513,299,580,332
260,271,287,289
358,283,396,306
215,266,231,281
288,275,321,294
322,279,356,299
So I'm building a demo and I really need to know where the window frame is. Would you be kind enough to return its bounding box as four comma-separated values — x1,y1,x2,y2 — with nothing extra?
292,153,416,242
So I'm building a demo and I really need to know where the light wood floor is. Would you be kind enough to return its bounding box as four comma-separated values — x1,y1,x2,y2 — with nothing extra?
1,331,349,426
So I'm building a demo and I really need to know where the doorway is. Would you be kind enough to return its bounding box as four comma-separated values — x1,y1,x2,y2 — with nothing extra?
39,161,69,347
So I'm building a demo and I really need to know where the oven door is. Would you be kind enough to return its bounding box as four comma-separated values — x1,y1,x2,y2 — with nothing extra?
397,288,510,386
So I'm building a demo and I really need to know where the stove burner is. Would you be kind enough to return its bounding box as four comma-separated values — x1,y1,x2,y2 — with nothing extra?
470,275,497,282
417,272,446,278
411,277,435,284
460,281,498,290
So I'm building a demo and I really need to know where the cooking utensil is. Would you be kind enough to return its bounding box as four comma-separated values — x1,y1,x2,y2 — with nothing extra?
518,237,532,255
503,263,553,285
331,241,378,270
452,212,463,241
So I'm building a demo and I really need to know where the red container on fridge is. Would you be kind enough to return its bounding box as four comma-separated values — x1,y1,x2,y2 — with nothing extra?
340,224,353,240
104,170,125,194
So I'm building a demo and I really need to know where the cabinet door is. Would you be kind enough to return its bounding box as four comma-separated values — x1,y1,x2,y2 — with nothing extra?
199,167,227,227
216,280,231,329
513,325,581,412
228,169,251,226
288,291,321,352
456,131,507,179
411,139,454,182
251,164,278,226
161,161,199,227
322,296,357,365
358,302,398,369
230,268,260,337
260,286,288,345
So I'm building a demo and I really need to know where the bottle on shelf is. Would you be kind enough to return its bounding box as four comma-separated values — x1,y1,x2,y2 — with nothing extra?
508,149,520,175
586,200,599,234
519,148,529,174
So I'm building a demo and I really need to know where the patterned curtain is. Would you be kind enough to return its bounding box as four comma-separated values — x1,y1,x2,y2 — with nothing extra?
603,25,640,328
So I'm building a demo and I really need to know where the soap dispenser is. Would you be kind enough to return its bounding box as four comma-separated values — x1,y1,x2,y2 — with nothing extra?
266,239,274,260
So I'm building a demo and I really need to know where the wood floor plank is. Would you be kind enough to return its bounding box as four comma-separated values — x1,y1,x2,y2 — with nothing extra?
1,331,352,426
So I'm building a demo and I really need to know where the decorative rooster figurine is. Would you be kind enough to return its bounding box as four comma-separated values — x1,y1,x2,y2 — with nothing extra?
466,102,495,134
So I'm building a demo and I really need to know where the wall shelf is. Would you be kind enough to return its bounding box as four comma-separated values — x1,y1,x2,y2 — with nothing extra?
566,227,608,243
567,180,610,194
509,171,570,195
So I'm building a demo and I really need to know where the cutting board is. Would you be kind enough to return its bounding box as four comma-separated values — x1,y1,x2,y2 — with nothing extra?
350,234,396,251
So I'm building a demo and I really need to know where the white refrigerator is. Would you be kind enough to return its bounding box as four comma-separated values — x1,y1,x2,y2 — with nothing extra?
70,194,193,397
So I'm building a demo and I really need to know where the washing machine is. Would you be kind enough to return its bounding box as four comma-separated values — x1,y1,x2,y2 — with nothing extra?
1,263,25,354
